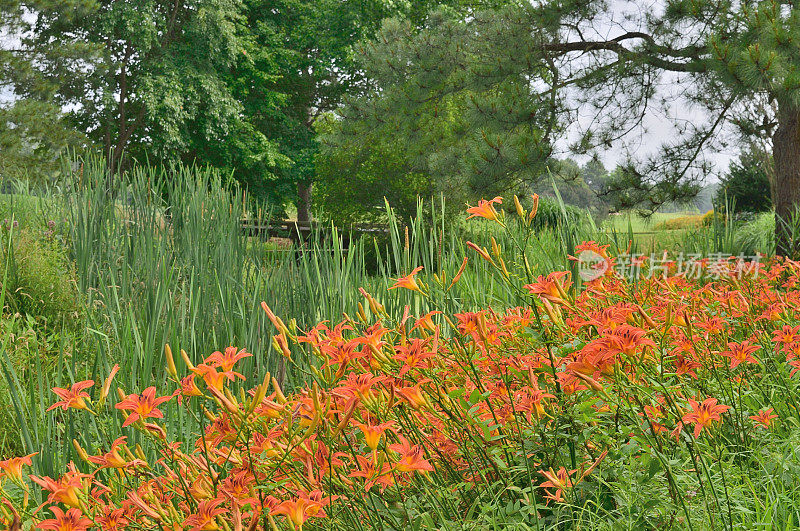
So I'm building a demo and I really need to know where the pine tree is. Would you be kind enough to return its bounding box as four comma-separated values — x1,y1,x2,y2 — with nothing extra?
338,0,800,254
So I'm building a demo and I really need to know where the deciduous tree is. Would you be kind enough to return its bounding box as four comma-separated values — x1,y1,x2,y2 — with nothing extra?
0,0,93,181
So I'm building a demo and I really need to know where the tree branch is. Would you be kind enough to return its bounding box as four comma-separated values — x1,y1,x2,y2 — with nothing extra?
543,33,707,73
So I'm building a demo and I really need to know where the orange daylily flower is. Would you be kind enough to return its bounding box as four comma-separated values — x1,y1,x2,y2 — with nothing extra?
272,490,330,530
750,408,779,428
388,266,424,292
682,397,730,438
192,363,244,391
332,372,385,403
179,374,204,400
412,310,441,333
606,325,657,357
353,420,396,452
466,196,503,222
514,386,554,422
524,271,572,305
47,381,94,412
394,380,430,410
96,507,128,530
720,340,761,369
389,436,434,473
349,454,395,492
393,338,435,377
87,437,145,469
204,346,252,372
773,325,800,352
115,386,176,427
30,464,91,508
124,490,161,520
183,497,226,531
538,467,577,503
0,452,37,483
36,506,93,531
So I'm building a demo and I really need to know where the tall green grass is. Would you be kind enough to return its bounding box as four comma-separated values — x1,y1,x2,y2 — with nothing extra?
1,156,784,476
0,157,604,472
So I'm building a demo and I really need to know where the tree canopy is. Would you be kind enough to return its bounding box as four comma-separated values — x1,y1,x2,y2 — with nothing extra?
331,0,800,251
0,0,92,181
3,0,800,249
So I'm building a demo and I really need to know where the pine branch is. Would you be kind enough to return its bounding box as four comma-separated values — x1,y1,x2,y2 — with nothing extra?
542,33,707,73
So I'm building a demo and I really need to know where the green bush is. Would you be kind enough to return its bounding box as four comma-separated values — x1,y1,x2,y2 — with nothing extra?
526,195,587,231
715,148,772,213
0,228,79,323
0,190,62,228
734,211,775,256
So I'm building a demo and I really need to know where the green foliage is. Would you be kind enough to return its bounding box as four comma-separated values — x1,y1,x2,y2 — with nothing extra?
331,4,552,206
0,227,78,323
534,159,613,217
0,0,92,183
255,0,487,214
734,212,776,256
334,0,800,236
21,0,292,195
0,314,68,457
716,148,773,213
527,195,586,232
314,115,433,224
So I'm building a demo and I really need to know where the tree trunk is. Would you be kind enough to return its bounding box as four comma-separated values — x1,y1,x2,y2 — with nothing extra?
772,101,800,258
297,181,313,223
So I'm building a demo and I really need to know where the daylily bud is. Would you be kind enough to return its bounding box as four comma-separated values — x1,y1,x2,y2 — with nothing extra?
477,312,489,341
541,298,563,326
636,305,658,330
143,423,167,441
98,364,120,405
272,377,287,404
359,287,386,316
332,401,357,439
498,257,510,279
247,372,272,416
514,194,526,220
573,372,604,392
180,349,195,371
165,344,178,378
273,333,291,358
72,439,90,463
466,241,494,264
490,237,500,258
448,257,468,291
528,193,540,222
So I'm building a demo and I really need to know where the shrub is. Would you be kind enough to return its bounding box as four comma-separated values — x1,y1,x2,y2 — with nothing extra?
653,213,705,230
734,212,775,256
701,209,721,226
521,194,587,231
715,147,772,214
2,200,799,530
0,227,78,323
